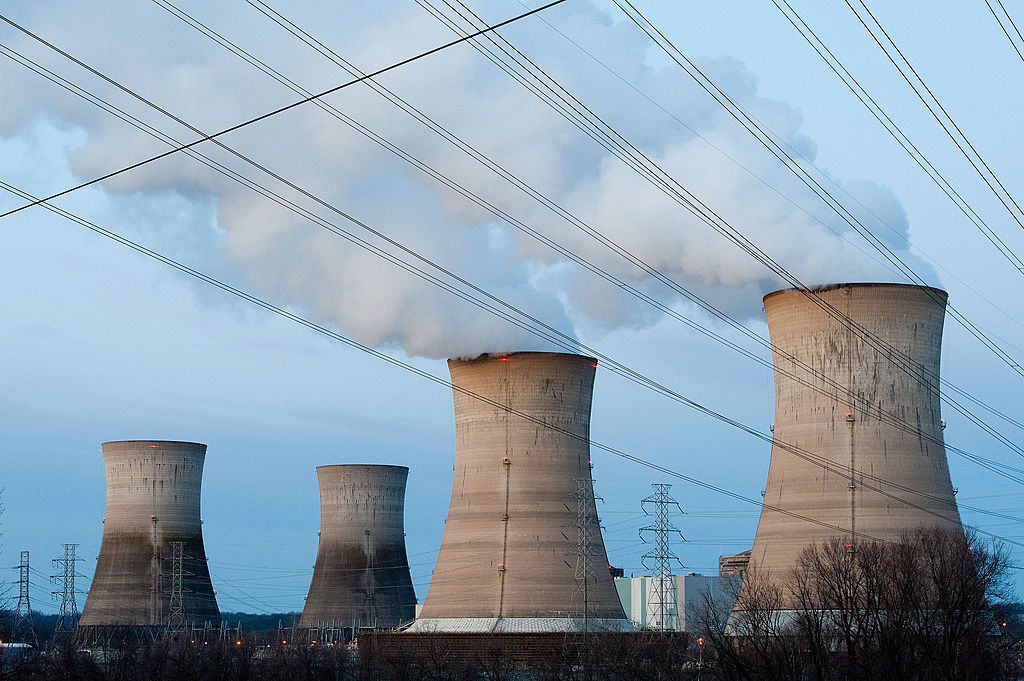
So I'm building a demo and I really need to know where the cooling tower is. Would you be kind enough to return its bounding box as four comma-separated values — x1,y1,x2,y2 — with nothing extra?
408,351,631,633
79,441,220,629
299,465,416,630
748,283,961,605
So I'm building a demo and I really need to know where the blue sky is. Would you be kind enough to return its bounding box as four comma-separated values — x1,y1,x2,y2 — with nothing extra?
2,0,1023,614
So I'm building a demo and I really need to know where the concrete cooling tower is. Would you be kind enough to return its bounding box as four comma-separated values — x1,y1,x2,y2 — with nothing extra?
408,351,631,633
79,441,220,630
748,283,961,605
299,465,416,630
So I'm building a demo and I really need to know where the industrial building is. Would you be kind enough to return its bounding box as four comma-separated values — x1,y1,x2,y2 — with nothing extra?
299,464,416,633
615,574,735,632
78,440,220,631
408,351,632,633
718,550,750,578
747,283,961,607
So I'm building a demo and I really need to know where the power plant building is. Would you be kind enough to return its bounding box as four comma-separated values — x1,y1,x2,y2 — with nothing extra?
408,352,632,633
615,574,734,632
79,440,220,630
299,464,417,631
747,283,961,606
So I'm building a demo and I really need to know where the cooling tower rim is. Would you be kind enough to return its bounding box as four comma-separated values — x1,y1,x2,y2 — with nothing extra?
315,463,409,472
101,439,206,449
447,350,598,365
763,282,947,304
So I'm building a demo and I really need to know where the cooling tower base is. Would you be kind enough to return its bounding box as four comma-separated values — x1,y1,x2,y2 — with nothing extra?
405,617,637,634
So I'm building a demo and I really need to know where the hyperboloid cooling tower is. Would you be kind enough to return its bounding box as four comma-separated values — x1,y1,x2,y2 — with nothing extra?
748,283,961,603
408,351,632,633
79,441,220,629
299,465,417,630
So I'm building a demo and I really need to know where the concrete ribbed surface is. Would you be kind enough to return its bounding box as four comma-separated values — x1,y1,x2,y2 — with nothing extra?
79,441,220,628
748,284,961,607
299,464,416,629
416,352,628,626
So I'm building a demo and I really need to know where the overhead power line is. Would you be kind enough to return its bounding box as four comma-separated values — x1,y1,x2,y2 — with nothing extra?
604,0,1024,403
0,179,889,545
234,2,1024,449
844,1,1024,239
4,0,1019,462
2,9,1024,552
984,0,1024,64
0,0,566,219
7,9,1022,495
6,179,1024,552
3,22,1022,526
770,0,1024,301
411,1,1024,458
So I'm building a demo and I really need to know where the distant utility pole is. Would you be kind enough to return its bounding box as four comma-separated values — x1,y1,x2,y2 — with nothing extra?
51,543,84,634
13,550,38,646
640,484,685,631
166,541,187,632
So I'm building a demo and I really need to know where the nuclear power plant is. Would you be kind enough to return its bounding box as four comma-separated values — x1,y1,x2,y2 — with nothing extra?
41,285,974,657
408,351,632,633
747,283,961,605
299,464,416,632
79,440,221,632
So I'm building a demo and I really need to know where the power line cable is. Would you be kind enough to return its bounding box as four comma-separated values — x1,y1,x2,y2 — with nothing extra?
606,0,1024,401
984,0,1024,64
413,0,1024,459
769,0,1024,329
4,0,1019,462
0,0,566,220
6,43,1023,531
4,14,1024,531
6,180,1023,553
6,14,1024,548
0,180,923,547
8,14,1021,492
845,0,1024,235
237,1,1024,452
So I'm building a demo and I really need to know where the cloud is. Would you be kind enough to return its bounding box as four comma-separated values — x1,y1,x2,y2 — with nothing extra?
0,0,936,358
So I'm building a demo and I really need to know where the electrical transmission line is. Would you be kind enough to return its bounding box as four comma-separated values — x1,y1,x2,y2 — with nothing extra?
844,0,1024,234
4,25,1020,518
640,484,684,631
769,0,1024,277
0,179,911,549
2,7,1024,548
0,0,565,220
0,59,1019,542
10,175,1024,561
603,0,1024,395
417,0,1024,464
984,0,1024,64
5,0,1022,462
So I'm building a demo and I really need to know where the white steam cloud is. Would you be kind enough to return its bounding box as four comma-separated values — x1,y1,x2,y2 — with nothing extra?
0,0,934,358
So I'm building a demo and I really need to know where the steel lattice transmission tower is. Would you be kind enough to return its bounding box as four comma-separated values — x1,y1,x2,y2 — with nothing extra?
51,543,84,634
166,541,188,632
565,476,605,628
640,484,685,631
13,550,38,645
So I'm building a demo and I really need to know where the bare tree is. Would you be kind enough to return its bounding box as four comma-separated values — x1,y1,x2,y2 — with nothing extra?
696,527,1020,681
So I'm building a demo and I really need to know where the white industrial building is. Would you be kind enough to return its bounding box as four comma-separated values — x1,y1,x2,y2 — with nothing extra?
614,574,736,632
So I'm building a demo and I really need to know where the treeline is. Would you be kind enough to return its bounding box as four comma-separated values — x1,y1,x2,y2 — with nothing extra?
1,527,1020,680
